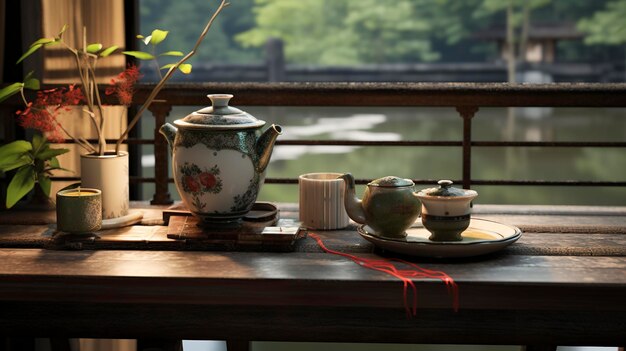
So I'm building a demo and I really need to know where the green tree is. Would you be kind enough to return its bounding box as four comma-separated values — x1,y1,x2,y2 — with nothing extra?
140,0,261,65
237,0,441,65
578,0,626,45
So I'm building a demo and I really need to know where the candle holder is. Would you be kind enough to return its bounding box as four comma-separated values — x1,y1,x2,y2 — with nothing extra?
56,188,102,234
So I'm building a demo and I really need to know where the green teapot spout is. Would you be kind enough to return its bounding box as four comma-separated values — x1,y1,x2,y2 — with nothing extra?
159,123,177,152
339,173,366,224
255,124,282,173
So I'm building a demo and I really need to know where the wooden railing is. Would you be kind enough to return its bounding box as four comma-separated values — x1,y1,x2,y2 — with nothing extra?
3,82,626,205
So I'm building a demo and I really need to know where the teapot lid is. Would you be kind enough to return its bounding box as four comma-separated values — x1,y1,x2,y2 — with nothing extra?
418,180,476,197
176,94,265,129
368,176,414,187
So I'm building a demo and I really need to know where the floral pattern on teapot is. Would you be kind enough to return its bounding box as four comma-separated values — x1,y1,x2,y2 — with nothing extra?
179,162,223,211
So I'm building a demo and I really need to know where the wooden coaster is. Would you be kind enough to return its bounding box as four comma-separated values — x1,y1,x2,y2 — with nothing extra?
162,201,279,225
164,202,306,251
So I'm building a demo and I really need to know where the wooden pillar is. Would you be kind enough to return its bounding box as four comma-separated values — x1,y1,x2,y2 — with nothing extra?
226,340,250,351
456,106,478,190
149,103,173,205
266,38,285,82
522,345,557,351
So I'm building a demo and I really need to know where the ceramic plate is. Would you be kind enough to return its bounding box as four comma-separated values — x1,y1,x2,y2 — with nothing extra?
357,218,522,258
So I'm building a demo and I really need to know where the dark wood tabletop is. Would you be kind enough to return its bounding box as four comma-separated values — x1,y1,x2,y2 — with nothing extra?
0,203,625,351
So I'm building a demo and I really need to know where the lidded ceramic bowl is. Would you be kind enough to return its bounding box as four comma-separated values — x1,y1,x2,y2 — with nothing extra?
416,180,478,241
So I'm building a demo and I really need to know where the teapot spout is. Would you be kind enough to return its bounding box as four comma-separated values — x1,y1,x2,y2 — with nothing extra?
339,173,366,224
159,123,177,152
256,124,282,173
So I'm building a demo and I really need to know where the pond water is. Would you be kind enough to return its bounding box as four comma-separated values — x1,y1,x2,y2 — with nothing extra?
140,106,626,206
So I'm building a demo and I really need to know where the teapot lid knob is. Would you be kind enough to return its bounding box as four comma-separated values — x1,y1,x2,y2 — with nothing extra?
208,94,233,108
438,180,453,188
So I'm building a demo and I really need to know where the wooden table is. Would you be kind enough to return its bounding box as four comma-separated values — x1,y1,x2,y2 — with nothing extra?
0,203,625,351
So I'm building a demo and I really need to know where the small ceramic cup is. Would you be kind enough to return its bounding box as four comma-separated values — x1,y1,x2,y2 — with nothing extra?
416,180,478,241
56,188,102,234
299,173,350,230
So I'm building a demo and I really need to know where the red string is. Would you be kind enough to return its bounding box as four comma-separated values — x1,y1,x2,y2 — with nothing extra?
308,233,459,318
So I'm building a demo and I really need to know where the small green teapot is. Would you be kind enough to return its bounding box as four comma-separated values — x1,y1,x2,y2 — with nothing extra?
339,173,421,238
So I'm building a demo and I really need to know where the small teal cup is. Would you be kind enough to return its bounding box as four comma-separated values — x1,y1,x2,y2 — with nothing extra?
56,188,102,234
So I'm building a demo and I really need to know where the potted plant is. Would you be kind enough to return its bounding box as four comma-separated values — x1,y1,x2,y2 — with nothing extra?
0,0,229,218
0,134,69,209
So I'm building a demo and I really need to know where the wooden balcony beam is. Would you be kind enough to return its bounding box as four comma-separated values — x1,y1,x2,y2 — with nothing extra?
132,82,626,108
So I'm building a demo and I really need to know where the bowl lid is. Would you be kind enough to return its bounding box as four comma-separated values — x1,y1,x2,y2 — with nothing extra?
368,176,414,187
419,180,476,197
177,94,265,129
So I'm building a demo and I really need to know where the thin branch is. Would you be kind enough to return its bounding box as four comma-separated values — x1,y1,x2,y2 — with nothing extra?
115,0,230,154
19,88,29,106
86,63,107,154
153,45,163,81
62,38,107,154
81,107,105,154
56,122,95,153
64,44,93,108
78,137,98,153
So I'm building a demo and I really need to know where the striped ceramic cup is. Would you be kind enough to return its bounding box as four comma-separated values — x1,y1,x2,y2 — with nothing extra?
299,173,350,230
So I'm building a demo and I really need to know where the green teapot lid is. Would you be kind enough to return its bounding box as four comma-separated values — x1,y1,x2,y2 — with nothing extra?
368,176,414,187
178,94,265,129
421,180,471,197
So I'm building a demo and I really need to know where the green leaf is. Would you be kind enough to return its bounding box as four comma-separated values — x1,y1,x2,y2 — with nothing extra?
136,34,145,39
46,166,71,173
22,71,40,90
16,43,43,64
0,155,32,172
0,140,32,167
100,45,119,57
122,51,156,60
86,43,103,54
0,82,24,103
37,173,51,197
58,24,68,38
6,166,35,208
159,51,184,57
30,37,56,46
31,134,45,153
178,63,192,74
49,157,61,169
150,29,169,45
24,71,35,81
160,63,176,71
24,77,40,90
59,182,81,192
36,147,69,161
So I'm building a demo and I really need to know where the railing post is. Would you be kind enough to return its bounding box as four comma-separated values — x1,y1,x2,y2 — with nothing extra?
149,102,174,205
456,106,479,189
266,38,285,82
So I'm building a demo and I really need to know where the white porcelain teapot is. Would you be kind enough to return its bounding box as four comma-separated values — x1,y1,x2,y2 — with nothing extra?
160,94,281,225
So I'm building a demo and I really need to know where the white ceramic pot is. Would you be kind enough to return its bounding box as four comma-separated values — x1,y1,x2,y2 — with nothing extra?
80,151,129,219
160,94,281,224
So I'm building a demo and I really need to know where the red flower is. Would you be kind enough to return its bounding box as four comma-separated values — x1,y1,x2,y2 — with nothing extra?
183,175,200,193
199,172,217,190
106,64,142,106
16,86,84,142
